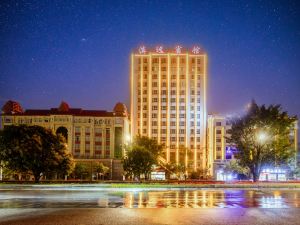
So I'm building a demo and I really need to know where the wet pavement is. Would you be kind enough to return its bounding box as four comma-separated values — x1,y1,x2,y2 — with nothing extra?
1,185,300,208
1,185,300,224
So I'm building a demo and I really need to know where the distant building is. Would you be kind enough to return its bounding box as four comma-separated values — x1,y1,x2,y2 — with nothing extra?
207,114,299,180
1,101,130,179
130,45,207,172
207,115,235,178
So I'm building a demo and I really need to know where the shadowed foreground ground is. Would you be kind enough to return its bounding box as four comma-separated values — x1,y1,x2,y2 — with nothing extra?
1,208,300,225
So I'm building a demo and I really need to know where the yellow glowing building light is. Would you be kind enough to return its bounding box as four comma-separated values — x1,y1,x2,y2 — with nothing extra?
158,57,161,143
167,54,170,162
140,57,143,133
221,126,225,160
148,54,152,137
130,54,134,139
176,56,180,165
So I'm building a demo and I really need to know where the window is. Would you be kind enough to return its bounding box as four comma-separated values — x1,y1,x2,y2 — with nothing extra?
95,136,101,142
75,135,80,142
85,135,90,142
216,122,222,126
216,130,222,134
85,127,90,133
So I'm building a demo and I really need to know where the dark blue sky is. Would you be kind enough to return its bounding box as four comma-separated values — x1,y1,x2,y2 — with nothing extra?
1,0,299,118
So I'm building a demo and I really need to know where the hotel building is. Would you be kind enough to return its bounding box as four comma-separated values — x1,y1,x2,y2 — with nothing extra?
1,100,130,179
130,45,207,171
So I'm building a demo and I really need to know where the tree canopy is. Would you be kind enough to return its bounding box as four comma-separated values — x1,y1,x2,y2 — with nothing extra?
227,100,297,181
123,145,156,180
0,125,74,182
132,135,164,159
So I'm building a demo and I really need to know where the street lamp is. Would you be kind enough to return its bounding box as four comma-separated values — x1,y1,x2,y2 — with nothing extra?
256,131,269,144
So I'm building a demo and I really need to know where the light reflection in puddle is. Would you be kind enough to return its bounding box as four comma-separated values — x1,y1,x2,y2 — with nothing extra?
0,189,299,209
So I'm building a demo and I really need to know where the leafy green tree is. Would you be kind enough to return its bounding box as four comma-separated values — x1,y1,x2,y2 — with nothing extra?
0,125,74,183
223,159,250,176
123,146,156,180
93,162,109,180
73,163,89,180
133,135,164,159
227,100,297,181
163,162,186,179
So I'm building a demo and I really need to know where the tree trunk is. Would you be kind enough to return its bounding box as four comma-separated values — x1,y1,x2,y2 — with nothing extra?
33,173,41,183
251,165,261,182
252,171,259,182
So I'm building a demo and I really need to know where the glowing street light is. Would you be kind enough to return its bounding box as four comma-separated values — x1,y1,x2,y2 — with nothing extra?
256,131,269,144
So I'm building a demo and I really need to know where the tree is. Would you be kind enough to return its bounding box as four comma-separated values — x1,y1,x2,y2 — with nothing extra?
227,100,297,181
132,135,164,159
94,162,109,180
123,146,156,180
73,163,89,180
0,125,74,183
223,160,250,177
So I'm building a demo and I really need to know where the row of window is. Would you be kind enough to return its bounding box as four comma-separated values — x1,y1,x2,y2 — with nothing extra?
140,121,201,126
139,74,202,80
138,113,201,119
138,98,201,103
74,144,110,151
138,90,201,95
138,81,201,88
74,127,111,134
138,105,201,111
138,128,201,134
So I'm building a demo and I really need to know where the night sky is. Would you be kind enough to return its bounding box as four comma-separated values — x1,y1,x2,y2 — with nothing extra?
1,0,299,118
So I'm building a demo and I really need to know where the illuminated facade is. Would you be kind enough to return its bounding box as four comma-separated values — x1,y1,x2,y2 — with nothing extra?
130,45,207,171
207,114,299,178
1,101,130,179
207,115,233,176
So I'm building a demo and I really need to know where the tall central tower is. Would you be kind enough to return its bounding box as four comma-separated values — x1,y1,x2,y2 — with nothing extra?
130,45,207,172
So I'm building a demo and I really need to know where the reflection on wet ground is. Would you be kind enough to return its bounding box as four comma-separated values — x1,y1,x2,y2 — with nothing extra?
1,189,300,208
